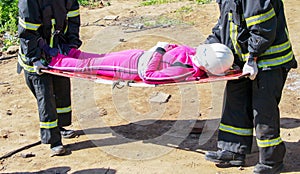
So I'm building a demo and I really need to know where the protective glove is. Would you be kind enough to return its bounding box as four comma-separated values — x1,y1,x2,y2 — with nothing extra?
38,38,59,57
33,60,48,75
242,58,258,80
59,44,78,56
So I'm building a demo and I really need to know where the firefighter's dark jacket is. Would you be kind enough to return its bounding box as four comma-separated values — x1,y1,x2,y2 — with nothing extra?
206,0,297,70
18,0,82,70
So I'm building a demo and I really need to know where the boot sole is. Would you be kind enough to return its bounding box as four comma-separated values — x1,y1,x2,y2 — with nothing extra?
61,132,77,139
205,156,245,166
253,163,283,174
51,148,66,157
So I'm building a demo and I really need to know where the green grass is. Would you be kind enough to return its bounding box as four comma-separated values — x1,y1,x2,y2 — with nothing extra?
141,0,178,6
176,6,193,13
195,0,211,4
0,0,18,34
77,0,111,7
0,0,211,51
0,0,19,51
78,0,98,6
140,0,211,6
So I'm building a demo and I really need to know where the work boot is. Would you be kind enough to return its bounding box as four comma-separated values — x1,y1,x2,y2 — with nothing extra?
205,150,245,166
253,163,284,174
50,142,66,156
59,127,77,139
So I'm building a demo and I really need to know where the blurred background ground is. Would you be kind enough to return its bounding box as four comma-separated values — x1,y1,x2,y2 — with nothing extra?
0,0,299,173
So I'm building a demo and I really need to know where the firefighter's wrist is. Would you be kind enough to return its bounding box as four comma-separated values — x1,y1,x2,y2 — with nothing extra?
247,56,257,66
31,57,40,64
248,56,257,62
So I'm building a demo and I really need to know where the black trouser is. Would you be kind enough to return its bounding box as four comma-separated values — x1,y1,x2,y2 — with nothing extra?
218,67,288,165
24,71,72,145
53,75,72,127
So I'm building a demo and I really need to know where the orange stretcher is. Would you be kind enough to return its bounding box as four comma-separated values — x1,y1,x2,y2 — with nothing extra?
41,69,248,87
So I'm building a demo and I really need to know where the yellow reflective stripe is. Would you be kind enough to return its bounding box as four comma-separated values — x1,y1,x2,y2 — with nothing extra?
229,13,241,57
40,119,58,129
258,50,294,68
67,9,80,18
245,8,276,27
65,10,79,34
285,28,290,40
18,17,41,31
64,25,68,34
229,13,247,61
229,10,293,67
18,53,35,72
241,52,250,61
256,137,283,148
57,106,72,114
219,123,253,136
51,18,56,25
19,49,27,62
50,35,54,47
50,19,56,48
261,40,291,56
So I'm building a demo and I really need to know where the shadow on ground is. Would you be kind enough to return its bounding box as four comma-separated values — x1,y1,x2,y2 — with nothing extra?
3,166,116,174
65,117,300,173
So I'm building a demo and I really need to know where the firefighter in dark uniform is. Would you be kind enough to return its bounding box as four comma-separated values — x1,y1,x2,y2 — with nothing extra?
17,0,82,155
204,0,297,173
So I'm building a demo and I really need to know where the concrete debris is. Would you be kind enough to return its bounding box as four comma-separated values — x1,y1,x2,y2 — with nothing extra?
149,91,171,103
6,110,12,116
103,15,119,20
20,153,35,158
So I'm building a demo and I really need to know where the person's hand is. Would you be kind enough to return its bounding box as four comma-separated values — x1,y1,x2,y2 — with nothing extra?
59,44,77,56
242,58,258,80
149,42,170,52
33,60,48,75
38,38,59,57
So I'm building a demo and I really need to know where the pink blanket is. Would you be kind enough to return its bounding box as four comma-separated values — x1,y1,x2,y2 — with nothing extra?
49,45,207,84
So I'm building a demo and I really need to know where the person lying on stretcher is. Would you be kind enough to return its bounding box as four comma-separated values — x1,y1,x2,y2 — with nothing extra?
36,42,234,84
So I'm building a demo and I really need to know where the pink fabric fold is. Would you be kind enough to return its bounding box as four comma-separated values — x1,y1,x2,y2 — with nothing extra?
49,45,207,84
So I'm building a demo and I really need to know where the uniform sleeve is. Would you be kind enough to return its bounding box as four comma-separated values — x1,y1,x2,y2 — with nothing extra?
144,49,165,77
205,18,222,44
65,0,82,48
243,0,277,58
18,0,42,64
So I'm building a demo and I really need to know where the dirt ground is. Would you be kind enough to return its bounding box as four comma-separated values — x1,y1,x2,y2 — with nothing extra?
1,0,300,173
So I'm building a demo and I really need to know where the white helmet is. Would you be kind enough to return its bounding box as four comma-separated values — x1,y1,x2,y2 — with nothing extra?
192,43,234,75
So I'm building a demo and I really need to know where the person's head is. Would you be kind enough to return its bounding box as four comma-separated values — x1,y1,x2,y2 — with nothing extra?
191,43,234,76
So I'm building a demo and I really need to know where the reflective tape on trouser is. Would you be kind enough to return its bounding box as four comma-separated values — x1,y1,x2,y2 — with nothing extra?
256,137,283,148
56,106,72,114
40,119,58,129
219,123,253,136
